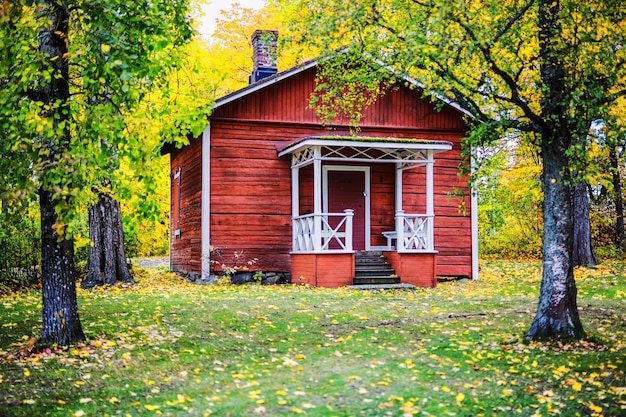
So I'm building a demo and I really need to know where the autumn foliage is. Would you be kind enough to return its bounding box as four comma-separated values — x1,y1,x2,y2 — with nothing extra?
0,263,624,416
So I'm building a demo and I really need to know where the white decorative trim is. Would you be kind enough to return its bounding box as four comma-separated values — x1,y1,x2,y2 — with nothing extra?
201,125,211,281
471,145,479,280
280,138,452,161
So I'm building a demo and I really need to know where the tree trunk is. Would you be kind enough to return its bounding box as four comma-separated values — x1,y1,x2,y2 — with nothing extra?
40,189,85,345
609,144,625,249
81,193,133,288
527,0,585,340
527,132,585,340
571,180,597,267
38,0,85,345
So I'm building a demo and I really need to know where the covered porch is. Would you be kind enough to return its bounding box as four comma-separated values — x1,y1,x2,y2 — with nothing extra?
278,135,453,288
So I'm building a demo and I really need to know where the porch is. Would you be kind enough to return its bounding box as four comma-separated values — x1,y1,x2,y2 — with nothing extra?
277,135,452,288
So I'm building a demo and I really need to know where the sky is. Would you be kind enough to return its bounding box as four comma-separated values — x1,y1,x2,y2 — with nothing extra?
198,0,268,40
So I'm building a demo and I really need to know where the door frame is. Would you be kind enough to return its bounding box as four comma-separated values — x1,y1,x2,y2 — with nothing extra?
322,165,371,251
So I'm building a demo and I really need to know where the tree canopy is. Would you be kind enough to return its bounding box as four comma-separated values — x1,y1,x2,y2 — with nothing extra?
0,0,206,344
281,0,626,339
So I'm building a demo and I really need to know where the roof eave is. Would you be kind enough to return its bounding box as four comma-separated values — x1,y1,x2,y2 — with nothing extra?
278,137,453,158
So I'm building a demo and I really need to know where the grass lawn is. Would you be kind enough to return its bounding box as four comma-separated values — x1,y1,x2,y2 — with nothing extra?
0,261,624,417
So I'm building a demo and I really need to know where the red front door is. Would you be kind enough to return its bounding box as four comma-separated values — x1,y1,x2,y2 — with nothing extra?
327,170,367,250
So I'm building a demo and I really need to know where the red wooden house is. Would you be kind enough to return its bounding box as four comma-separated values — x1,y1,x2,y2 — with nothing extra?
165,30,478,287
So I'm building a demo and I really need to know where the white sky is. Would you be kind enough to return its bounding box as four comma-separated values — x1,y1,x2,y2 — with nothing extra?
198,0,268,40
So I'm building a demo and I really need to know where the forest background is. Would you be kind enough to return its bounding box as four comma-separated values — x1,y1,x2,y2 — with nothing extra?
0,0,624,293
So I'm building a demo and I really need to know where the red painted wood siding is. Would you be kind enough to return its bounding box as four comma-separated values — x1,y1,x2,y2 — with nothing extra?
171,64,473,279
170,136,203,275
291,253,355,287
385,252,437,287
213,68,467,131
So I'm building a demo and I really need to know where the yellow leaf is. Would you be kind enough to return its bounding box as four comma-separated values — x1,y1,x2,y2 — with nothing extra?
572,382,582,391
145,404,160,411
23,399,36,405
23,369,30,377
456,393,465,403
101,44,111,53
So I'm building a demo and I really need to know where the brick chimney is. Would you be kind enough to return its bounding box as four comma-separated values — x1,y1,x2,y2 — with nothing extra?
250,29,278,83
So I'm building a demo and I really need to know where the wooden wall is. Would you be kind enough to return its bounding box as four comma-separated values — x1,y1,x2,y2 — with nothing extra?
171,64,473,279
292,254,355,287
170,136,203,275
215,69,466,131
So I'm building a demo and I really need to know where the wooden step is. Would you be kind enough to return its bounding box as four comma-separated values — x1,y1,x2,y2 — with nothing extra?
348,283,416,290
353,251,401,285
353,276,401,285
355,268,396,277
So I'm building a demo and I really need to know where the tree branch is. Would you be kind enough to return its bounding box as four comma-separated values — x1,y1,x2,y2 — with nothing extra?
452,16,545,129
493,0,536,44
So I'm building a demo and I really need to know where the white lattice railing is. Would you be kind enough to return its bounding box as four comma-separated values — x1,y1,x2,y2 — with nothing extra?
394,211,434,252
292,210,354,253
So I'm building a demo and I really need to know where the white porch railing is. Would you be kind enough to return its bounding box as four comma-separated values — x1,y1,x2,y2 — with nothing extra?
292,210,354,253
395,211,434,252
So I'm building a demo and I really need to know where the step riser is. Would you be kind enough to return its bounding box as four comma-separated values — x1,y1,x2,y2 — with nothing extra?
355,266,394,272
355,271,396,277
353,277,401,285
353,252,400,285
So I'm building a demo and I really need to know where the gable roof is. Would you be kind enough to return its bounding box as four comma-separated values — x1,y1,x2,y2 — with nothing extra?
212,54,473,119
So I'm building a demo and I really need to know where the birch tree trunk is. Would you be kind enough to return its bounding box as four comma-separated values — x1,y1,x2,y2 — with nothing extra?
81,193,133,288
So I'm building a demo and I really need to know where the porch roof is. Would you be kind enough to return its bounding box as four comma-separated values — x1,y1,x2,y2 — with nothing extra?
277,135,453,167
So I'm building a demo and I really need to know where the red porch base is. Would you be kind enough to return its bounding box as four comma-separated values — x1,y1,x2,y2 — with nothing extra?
384,252,437,288
291,252,436,288
291,253,355,288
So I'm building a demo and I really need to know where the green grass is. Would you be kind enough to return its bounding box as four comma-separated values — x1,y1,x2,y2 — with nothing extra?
0,260,624,417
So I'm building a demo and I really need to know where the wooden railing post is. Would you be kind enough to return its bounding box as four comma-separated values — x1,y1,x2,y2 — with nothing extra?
344,209,354,251
313,213,322,252
427,215,434,251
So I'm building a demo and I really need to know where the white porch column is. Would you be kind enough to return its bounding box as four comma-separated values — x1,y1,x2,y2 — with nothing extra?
313,148,322,252
395,162,403,213
201,125,211,281
426,150,435,251
291,165,300,217
395,164,404,251
471,147,480,280
291,163,300,252
396,209,405,251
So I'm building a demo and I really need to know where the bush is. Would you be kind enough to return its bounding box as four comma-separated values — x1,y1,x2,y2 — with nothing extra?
0,211,41,293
